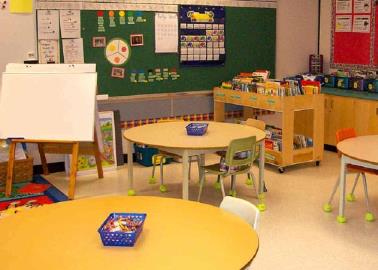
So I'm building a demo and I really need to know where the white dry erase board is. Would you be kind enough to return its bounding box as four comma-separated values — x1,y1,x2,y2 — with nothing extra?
0,72,97,141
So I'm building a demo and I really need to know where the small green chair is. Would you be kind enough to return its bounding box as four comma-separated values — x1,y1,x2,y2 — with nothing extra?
197,136,265,210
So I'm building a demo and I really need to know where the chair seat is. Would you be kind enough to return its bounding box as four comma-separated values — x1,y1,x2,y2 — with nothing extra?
347,164,378,175
203,163,251,175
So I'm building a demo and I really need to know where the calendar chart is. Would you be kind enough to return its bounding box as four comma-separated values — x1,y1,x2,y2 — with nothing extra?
179,5,225,66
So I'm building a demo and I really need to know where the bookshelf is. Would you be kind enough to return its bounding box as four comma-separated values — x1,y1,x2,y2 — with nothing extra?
213,87,324,172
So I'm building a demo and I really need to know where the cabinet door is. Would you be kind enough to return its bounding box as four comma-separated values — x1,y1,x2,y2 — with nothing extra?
324,95,355,146
354,99,378,135
324,95,333,145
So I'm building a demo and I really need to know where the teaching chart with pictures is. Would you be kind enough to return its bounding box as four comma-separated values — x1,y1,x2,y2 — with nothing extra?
179,5,225,66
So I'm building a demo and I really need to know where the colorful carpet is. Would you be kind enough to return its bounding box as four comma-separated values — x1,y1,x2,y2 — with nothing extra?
0,175,67,217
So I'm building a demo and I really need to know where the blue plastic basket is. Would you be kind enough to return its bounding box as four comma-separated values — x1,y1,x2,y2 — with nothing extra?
98,213,147,247
186,123,209,136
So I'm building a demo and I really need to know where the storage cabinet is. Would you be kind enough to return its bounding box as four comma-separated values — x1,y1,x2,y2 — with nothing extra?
324,94,378,146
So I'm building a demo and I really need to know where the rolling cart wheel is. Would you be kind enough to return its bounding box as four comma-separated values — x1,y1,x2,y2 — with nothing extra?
278,167,285,174
316,161,320,166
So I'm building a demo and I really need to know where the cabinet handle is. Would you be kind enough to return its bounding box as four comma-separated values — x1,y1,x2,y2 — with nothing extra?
376,108,378,115
330,100,334,109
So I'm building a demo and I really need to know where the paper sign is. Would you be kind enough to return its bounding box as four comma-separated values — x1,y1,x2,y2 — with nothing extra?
155,13,178,53
60,10,81,38
37,10,60,40
354,0,371,14
62,38,85,64
10,0,32,13
38,40,60,64
335,15,352,32
336,0,352,14
353,15,371,33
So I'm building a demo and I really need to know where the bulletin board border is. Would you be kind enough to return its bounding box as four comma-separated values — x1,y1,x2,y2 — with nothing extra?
36,0,277,10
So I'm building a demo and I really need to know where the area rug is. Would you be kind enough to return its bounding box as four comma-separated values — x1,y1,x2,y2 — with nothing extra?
0,175,67,217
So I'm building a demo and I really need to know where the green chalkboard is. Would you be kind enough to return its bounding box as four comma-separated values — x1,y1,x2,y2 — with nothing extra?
79,8,276,96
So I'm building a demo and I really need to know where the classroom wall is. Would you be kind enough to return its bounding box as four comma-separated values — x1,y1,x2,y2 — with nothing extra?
0,1,37,85
275,0,319,78
0,0,323,164
320,0,332,74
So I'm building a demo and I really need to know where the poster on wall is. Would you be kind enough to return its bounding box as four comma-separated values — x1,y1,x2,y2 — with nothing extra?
352,15,371,33
331,0,377,69
37,10,60,40
354,0,371,13
336,0,352,13
155,13,178,53
38,39,60,64
62,38,84,63
65,111,117,176
335,15,352,32
179,5,225,66
60,9,81,38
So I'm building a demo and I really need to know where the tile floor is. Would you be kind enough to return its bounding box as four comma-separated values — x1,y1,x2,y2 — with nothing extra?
46,150,378,270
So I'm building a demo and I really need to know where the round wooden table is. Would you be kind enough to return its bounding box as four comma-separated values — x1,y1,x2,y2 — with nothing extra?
124,121,266,200
336,135,378,222
0,196,259,270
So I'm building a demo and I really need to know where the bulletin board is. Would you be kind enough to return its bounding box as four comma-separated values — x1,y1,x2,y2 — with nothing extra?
331,0,378,69
76,7,276,96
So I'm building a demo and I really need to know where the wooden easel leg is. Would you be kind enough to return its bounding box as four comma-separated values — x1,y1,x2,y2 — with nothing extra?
68,142,80,200
5,142,17,197
37,143,49,175
93,132,104,179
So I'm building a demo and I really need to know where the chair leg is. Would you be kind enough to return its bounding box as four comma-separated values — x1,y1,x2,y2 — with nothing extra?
248,172,259,199
361,173,375,222
196,155,201,183
188,156,192,181
323,177,340,212
229,175,236,197
214,175,221,190
219,176,226,198
246,172,253,186
149,155,157,184
197,171,206,202
159,159,167,192
346,173,360,202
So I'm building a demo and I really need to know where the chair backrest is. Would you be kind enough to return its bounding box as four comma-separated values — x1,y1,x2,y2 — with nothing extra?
224,136,256,167
336,128,356,157
245,118,266,131
220,196,260,230
336,128,356,143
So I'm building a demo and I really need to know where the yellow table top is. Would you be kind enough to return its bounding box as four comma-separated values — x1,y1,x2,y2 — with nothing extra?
337,135,378,165
0,196,259,270
123,121,266,149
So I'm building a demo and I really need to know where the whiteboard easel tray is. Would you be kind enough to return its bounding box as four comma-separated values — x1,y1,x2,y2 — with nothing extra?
0,72,97,142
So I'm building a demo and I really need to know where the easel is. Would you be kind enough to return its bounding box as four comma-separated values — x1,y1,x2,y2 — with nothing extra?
1,63,101,200
6,130,104,200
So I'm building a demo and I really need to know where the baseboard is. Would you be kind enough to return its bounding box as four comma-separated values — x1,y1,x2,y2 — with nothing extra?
33,162,66,175
33,154,136,174
324,144,337,152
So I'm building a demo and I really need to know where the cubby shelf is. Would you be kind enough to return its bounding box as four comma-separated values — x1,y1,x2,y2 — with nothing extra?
213,87,325,171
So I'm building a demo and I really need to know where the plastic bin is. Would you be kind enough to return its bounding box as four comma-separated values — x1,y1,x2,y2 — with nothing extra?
134,144,170,167
186,123,209,136
98,213,146,247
